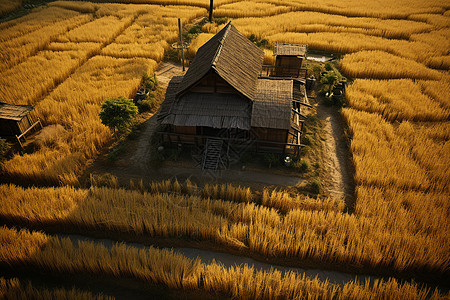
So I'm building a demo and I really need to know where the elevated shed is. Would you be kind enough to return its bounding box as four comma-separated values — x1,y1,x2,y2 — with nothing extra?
0,102,42,146
270,43,308,78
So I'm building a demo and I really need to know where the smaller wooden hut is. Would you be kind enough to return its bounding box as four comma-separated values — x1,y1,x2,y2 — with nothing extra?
275,43,307,78
0,102,42,147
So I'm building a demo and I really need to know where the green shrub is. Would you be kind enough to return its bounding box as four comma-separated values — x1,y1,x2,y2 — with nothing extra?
142,73,158,91
324,62,333,71
312,65,322,79
139,98,155,112
0,138,11,161
263,153,280,168
214,17,228,25
293,159,309,172
309,179,321,194
301,135,311,145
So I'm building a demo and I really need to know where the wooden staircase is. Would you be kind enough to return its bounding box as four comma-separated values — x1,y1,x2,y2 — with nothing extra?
202,138,224,171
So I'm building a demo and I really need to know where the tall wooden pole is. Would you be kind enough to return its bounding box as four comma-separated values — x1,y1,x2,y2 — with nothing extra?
178,18,185,71
209,0,213,22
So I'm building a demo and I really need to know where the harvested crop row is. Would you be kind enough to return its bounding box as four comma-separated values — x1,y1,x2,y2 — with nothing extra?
1,56,157,185
102,7,206,59
0,277,113,300
339,51,443,80
0,226,445,300
342,108,449,192
0,6,81,41
1,184,448,275
230,11,433,39
0,0,21,17
144,179,343,213
0,14,92,72
262,0,445,19
56,16,135,44
345,79,450,122
0,50,94,106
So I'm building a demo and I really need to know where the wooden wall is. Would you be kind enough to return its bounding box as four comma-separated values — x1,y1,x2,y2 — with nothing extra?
0,119,20,137
251,127,287,146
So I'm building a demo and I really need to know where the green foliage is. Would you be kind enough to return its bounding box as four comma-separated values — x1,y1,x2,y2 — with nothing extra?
324,62,333,71
320,71,338,86
183,17,209,43
0,138,11,161
99,97,138,134
139,98,155,112
213,17,228,25
309,179,321,194
189,17,208,35
293,159,309,172
142,73,158,91
263,153,280,168
249,34,268,48
163,48,179,63
312,65,322,79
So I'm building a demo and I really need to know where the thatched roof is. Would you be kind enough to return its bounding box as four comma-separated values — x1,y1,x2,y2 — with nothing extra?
162,92,251,130
159,25,296,131
159,77,250,130
251,79,292,129
177,22,264,101
274,43,307,57
0,102,33,121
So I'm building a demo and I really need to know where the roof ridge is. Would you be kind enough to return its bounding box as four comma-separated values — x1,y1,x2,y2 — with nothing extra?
212,21,232,68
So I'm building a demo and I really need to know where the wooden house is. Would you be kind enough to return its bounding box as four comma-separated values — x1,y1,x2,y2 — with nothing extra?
0,102,42,147
273,43,308,77
158,23,309,169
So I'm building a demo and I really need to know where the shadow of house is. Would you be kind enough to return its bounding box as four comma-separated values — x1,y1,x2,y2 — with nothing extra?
0,102,42,148
158,23,311,170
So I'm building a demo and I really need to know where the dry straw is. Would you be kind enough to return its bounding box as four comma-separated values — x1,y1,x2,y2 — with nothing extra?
0,0,21,16
0,226,446,299
345,79,450,121
339,50,442,80
1,183,448,274
0,277,114,300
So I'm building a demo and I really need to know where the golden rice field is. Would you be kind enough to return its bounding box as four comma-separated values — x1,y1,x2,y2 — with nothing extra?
0,0,21,17
0,2,205,185
0,226,446,299
0,0,449,297
1,183,448,277
0,277,113,300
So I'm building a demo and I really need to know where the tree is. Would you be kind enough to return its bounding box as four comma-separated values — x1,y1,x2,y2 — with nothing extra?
99,97,138,134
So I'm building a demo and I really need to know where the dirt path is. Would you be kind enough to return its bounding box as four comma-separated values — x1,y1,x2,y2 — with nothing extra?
127,62,185,171
59,233,379,287
316,104,356,211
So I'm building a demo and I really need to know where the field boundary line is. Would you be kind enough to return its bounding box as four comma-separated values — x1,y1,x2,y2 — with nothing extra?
31,12,143,108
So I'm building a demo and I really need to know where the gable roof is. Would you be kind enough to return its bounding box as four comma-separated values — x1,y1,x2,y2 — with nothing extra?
274,43,307,57
177,22,264,101
251,79,292,129
159,77,251,130
0,102,33,121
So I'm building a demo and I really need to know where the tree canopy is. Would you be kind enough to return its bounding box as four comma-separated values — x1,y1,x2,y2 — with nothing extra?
99,97,138,134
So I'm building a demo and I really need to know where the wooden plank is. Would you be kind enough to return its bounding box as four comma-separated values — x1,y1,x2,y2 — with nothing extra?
16,118,41,140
